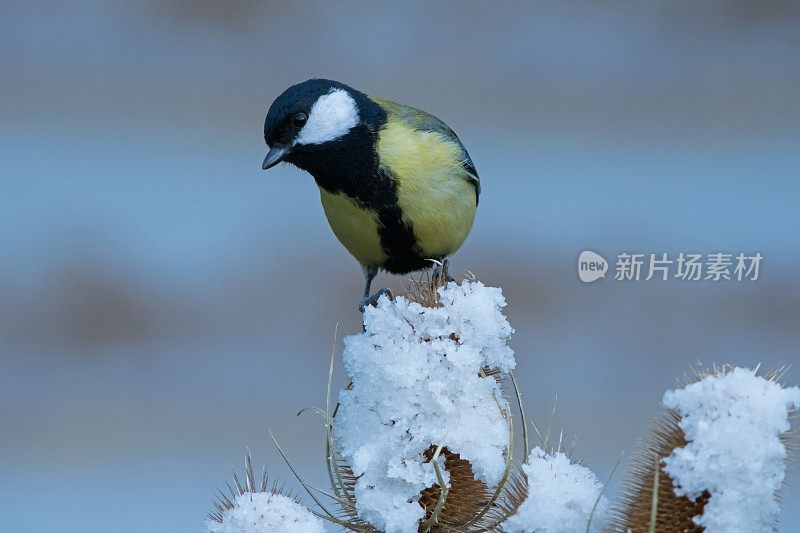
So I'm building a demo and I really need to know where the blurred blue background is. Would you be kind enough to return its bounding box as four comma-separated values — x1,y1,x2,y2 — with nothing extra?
2,1,799,531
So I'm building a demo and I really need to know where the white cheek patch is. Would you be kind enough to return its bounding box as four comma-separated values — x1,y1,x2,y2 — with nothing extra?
295,89,360,146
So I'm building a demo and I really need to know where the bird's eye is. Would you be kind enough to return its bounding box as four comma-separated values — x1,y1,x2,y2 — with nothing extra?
292,112,308,127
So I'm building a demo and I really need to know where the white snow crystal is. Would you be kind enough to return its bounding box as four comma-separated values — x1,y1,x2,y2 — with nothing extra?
502,447,609,533
333,281,515,532
204,492,325,533
662,367,800,533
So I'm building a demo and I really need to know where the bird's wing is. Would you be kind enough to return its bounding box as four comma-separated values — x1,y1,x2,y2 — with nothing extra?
371,97,480,201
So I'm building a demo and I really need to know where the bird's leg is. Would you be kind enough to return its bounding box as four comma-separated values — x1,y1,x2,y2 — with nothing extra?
359,266,394,312
362,266,377,302
442,258,454,282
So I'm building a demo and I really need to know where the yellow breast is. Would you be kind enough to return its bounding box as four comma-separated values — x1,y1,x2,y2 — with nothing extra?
375,120,477,259
319,189,388,267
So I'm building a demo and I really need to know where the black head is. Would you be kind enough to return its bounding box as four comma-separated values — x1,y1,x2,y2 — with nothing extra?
262,79,382,170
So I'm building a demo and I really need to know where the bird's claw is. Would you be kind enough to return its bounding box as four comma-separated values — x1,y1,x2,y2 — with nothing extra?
359,288,395,312
432,259,455,285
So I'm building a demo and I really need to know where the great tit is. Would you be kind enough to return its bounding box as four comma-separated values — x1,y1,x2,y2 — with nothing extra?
262,79,479,310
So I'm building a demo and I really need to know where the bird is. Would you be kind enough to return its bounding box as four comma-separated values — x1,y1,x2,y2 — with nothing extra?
261,79,479,310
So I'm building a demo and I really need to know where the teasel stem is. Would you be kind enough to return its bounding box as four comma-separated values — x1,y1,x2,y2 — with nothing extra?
648,453,660,533
420,441,449,532
509,372,529,460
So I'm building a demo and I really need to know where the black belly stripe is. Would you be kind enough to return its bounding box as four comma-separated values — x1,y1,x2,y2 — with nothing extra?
375,203,429,274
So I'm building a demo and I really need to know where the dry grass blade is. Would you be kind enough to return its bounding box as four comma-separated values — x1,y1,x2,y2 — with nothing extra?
402,272,447,307
324,324,357,508
585,450,623,533
269,430,340,521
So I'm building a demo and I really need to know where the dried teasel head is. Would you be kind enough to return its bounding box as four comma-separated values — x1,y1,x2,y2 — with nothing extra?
611,407,708,533
611,364,797,532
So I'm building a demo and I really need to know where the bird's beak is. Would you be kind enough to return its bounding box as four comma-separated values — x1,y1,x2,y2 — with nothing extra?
262,145,289,170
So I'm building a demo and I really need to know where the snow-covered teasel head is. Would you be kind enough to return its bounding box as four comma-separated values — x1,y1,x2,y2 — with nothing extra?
502,447,609,533
662,367,800,531
205,453,325,533
333,280,516,531
613,365,800,532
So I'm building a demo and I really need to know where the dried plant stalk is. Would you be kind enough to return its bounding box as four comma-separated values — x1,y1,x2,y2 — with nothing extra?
402,272,448,307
